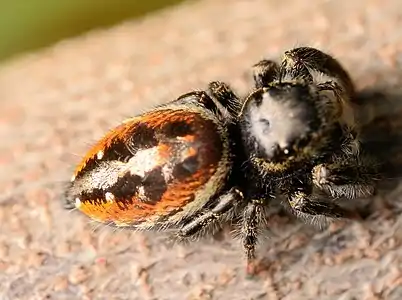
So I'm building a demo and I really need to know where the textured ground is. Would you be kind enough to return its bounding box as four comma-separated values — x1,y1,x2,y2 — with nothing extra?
1,0,402,299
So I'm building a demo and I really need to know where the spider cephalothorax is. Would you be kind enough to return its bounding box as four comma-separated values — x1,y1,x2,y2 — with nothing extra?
198,47,375,274
237,47,379,250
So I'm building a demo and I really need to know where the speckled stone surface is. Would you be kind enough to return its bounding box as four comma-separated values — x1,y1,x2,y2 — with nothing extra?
1,0,402,299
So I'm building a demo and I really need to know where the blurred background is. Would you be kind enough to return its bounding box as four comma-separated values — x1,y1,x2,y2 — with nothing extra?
0,0,186,63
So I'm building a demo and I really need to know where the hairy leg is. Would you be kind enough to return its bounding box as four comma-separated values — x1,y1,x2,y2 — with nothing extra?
252,59,280,88
283,178,353,226
288,190,349,219
173,81,241,120
175,187,243,241
280,47,356,98
240,199,266,276
312,157,379,199
207,81,242,118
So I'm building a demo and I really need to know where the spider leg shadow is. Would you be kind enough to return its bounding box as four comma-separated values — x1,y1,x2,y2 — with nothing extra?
355,87,402,217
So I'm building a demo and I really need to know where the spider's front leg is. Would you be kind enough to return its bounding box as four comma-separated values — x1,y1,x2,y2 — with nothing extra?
252,59,280,88
281,47,356,98
312,155,380,200
175,187,244,241
284,179,351,223
288,190,348,220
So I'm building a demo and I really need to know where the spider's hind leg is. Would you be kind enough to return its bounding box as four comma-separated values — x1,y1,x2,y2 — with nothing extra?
174,187,244,242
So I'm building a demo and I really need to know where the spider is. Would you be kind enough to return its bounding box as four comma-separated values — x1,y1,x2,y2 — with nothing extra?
64,47,379,276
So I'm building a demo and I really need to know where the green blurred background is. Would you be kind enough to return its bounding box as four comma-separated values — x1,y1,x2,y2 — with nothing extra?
0,0,187,63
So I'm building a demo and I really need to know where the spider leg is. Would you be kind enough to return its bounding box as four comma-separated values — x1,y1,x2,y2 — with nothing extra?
284,180,352,225
252,59,280,88
207,81,242,117
240,199,266,276
281,47,356,98
173,81,241,120
175,187,243,240
288,190,348,219
312,156,379,199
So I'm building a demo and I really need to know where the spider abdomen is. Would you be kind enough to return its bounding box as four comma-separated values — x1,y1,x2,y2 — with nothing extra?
65,107,231,229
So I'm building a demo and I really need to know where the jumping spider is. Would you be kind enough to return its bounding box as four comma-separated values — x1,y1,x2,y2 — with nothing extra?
64,47,379,276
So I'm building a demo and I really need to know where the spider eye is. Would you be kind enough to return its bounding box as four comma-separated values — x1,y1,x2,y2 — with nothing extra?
258,118,270,126
258,118,271,134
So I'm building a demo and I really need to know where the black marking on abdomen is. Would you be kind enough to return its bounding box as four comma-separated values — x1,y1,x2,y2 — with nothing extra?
110,173,143,200
75,140,134,180
75,125,157,180
172,156,199,180
141,167,168,204
160,120,194,138
81,188,105,205
127,123,159,151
